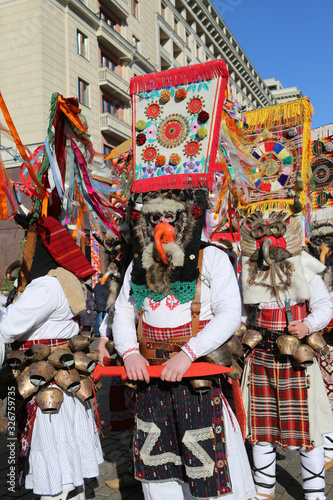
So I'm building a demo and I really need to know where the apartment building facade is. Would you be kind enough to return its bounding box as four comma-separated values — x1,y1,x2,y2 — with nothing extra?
0,0,277,278
0,0,276,160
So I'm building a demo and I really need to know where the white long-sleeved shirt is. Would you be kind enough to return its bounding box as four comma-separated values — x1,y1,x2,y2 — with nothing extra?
113,245,241,361
241,274,333,333
0,276,79,346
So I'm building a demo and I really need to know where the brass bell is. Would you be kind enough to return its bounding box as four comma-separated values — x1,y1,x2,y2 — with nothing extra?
54,368,81,392
25,344,51,362
6,350,26,368
234,322,247,339
12,368,22,379
48,348,75,369
205,344,233,367
189,378,212,393
227,358,243,381
105,340,115,355
124,380,138,391
79,330,95,343
73,351,97,373
241,329,263,350
28,361,56,387
16,367,38,399
35,386,64,413
293,344,314,367
0,416,8,435
227,335,244,357
306,331,329,356
276,335,300,356
68,335,90,352
86,348,100,362
75,376,94,402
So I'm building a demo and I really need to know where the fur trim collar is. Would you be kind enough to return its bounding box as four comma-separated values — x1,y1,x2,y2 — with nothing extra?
48,268,87,315
301,251,326,282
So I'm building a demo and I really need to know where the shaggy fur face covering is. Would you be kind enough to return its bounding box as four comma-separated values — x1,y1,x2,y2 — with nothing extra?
130,190,208,302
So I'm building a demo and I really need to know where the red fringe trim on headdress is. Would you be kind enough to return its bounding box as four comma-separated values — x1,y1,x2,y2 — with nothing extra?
130,172,214,194
129,59,229,95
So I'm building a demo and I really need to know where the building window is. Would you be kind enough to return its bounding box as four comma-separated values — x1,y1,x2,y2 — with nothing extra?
196,43,200,60
132,35,140,52
186,31,190,46
104,144,113,157
100,53,116,72
174,18,178,34
77,31,88,58
102,97,118,117
78,78,89,107
98,10,115,29
161,3,166,19
132,0,139,18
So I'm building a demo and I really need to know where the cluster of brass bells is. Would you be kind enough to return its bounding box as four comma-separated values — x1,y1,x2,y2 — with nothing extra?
238,324,329,368
190,327,245,394
0,331,102,427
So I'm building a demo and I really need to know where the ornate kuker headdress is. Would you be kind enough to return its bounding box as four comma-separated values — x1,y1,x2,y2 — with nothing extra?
130,60,229,195
128,61,229,307
242,98,313,217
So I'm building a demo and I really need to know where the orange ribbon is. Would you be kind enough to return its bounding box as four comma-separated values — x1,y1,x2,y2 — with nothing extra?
0,92,46,199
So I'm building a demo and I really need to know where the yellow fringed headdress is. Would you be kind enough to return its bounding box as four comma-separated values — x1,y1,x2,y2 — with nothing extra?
238,97,313,216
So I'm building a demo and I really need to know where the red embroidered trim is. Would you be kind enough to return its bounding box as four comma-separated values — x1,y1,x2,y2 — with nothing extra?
122,347,140,358
182,344,197,361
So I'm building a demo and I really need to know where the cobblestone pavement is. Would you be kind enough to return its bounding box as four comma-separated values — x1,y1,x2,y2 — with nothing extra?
1,356,333,500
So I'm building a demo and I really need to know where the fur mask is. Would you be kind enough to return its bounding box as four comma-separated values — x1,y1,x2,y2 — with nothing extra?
130,190,208,308
240,211,310,304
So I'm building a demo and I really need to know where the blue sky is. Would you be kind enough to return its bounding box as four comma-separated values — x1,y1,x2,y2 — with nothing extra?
211,0,333,129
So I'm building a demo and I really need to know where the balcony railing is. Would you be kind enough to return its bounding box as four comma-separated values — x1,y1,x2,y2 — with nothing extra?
99,67,130,101
100,113,131,141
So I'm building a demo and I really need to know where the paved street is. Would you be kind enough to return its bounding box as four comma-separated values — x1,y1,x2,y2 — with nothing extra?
1,349,333,499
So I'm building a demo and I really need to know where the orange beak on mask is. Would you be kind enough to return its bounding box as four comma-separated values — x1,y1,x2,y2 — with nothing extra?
154,222,176,265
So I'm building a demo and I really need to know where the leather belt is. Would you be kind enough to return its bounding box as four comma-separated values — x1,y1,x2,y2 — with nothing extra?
138,335,191,363
248,324,285,351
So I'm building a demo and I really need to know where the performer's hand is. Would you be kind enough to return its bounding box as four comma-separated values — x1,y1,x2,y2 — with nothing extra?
160,351,192,382
97,337,110,365
287,320,309,339
124,353,150,383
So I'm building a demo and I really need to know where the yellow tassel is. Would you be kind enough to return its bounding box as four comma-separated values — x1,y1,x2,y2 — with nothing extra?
238,198,295,216
245,98,312,133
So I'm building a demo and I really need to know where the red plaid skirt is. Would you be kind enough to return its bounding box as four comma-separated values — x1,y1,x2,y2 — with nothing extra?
247,349,311,449
253,302,307,330
142,320,210,341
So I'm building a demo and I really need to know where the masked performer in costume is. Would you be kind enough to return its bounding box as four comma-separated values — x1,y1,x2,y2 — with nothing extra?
240,210,333,500
112,189,255,500
0,216,103,500
111,60,255,500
